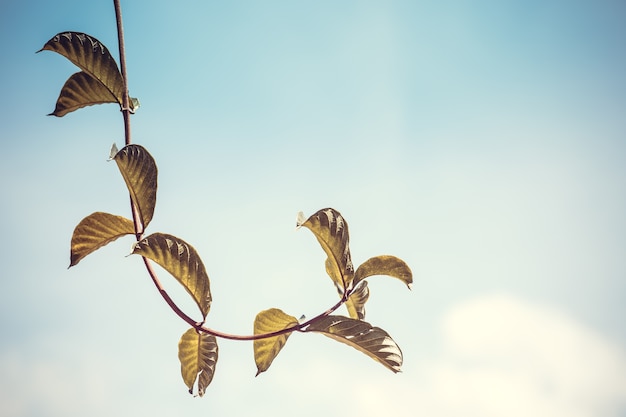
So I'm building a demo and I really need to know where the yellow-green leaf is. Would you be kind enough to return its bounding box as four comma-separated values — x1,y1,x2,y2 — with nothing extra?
345,281,370,320
39,32,124,106
297,208,354,293
112,144,157,230
178,328,218,397
253,308,298,376
353,255,413,289
305,315,402,373
132,233,212,318
49,71,118,117
129,97,140,112
69,212,135,267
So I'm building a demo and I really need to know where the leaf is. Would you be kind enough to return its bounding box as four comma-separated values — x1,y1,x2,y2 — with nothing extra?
132,233,212,318
39,32,124,106
112,144,157,230
69,212,135,267
49,71,118,117
297,208,354,293
353,255,413,289
345,281,370,320
305,315,402,373
129,97,140,112
253,308,299,376
178,328,218,397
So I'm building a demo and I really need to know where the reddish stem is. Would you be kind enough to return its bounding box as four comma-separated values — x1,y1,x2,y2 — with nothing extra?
145,252,347,340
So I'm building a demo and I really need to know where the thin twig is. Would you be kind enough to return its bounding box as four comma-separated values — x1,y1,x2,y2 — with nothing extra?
113,0,131,146
113,0,141,238
144,251,347,340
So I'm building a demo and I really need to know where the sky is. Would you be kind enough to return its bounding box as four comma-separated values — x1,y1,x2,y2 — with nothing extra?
1,0,626,416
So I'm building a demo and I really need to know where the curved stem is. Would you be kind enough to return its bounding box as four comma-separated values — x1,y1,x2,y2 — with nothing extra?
145,252,348,340
112,0,347,342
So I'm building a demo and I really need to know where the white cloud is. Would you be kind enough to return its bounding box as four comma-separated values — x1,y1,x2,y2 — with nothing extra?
2,295,624,417
350,294,626,417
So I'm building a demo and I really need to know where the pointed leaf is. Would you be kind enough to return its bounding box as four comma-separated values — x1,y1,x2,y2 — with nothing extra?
112,144,157,229
132,233,212,318
305,315,402,373
353,255,413,289
49,71,118,117
253,308,299,376
39,32,124,106
178,328,218,397
69,212,135,267
345,281,370,320
109,143,119,159
297,208,354,293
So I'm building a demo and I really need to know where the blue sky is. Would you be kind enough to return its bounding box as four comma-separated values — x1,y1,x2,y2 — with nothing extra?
1,1,626,416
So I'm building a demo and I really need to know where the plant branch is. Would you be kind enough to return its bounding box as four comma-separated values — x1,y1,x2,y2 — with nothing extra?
112,0,346,342
144,252,349,340
113,0,141,237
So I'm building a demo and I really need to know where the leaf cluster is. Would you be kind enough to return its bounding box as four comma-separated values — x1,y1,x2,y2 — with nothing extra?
41,29,412,396
38,32,138,116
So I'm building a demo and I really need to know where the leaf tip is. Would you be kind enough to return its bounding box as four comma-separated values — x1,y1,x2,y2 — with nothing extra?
68,252,81,268
109,143,119,160
127,243,139,257
296,211,306,228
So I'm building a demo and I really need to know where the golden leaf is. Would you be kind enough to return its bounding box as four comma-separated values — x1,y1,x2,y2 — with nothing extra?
253,308,298,376
112,144,157,230
178,328,218,397
132,233,212,318
353,255,413,289
69,212,135,267
49,71,118,117
306,315,402,373
39,32,125,109
297,208,354,293
345,281,370,320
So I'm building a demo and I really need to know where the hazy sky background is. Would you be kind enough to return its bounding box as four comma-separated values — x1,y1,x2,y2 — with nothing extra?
1,1,626,416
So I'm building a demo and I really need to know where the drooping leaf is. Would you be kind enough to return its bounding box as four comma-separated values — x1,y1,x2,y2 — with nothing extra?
297,208,354,293
132,233,212,318
305,315,402,373
353,255,413,289
345,281,370,320
178,328,218,397
112,144,157,230
69,212,135,267
253,308,299,376
49,71,118,117
39,32,124,107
